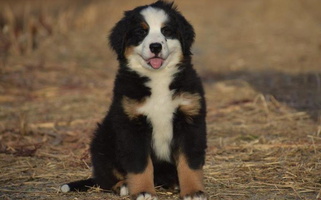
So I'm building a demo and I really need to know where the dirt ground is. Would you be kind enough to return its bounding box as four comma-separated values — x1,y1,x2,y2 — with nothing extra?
1,0,321,199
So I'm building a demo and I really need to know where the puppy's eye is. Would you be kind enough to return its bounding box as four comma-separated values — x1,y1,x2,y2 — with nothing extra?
135,28,148,37
161,26,174,37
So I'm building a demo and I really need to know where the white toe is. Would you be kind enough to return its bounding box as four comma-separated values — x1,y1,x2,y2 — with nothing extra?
136,193,157,200
120,185,129,196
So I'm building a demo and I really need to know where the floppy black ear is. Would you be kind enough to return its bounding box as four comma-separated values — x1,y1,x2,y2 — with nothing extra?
176,14,195,56
109,11,132,60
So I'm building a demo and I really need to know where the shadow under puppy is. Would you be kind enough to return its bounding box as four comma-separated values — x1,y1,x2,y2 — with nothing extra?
61,1,208,199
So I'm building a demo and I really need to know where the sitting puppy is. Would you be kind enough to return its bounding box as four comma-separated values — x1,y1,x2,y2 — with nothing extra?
61,1,207,199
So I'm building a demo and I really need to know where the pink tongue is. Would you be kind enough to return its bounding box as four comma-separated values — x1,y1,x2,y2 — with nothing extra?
149,58,163,69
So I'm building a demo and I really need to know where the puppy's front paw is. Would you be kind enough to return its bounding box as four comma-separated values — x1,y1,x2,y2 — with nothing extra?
132,192,158,200
183,191,209,200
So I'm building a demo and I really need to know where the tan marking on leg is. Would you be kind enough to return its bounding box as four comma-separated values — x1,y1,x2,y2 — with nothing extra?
127,157,156,196
111,168,126,194
122,96,145,120
112,180,126,193
177,154,204,197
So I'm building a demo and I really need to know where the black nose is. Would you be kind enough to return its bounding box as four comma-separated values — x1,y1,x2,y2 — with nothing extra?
149,43,162,54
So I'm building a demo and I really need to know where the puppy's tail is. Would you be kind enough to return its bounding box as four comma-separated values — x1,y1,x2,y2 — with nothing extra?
60,178,96,193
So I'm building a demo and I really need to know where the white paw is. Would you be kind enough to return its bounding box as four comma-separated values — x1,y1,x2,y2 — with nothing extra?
136,192,158,200
183,191,208,200
120,185,129,196
183,196,207,200
60,184,70,193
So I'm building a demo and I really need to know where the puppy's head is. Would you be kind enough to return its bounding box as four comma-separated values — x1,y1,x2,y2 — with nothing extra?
109,1,194,71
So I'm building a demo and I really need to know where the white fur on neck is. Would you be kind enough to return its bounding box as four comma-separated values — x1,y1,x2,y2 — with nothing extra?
137,66,180,161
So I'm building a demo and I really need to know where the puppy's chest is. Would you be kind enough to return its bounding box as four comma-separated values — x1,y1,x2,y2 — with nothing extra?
137,76,178,161
138,77,178,123
121,72,201,161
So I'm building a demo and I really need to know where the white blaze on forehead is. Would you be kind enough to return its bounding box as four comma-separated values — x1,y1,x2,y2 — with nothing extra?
140,7,168,31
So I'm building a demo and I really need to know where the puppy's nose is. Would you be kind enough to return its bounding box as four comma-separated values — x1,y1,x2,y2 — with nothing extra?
149,43,162,55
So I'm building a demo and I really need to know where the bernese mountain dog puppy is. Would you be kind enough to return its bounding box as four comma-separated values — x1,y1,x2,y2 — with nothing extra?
61,1,207,199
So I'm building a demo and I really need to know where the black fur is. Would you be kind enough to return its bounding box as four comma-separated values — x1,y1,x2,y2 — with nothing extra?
62,0,206,197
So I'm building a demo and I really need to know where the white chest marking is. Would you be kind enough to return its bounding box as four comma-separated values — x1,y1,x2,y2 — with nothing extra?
137,68,180,161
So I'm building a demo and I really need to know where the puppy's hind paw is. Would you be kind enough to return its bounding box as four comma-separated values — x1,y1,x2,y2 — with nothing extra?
120,184,129,196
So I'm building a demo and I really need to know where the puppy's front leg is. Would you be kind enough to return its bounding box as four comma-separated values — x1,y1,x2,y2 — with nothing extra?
177,154,208,200
127,157,157,200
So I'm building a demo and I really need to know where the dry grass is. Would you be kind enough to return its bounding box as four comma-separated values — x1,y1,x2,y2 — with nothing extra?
1,0,321,199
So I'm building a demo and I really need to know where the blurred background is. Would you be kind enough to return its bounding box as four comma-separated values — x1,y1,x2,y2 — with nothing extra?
1,0,321,199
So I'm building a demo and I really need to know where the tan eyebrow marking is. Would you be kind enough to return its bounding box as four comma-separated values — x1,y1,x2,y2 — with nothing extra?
141,22,149,30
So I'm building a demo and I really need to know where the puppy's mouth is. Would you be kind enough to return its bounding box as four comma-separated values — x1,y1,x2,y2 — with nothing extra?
147,57,164,69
